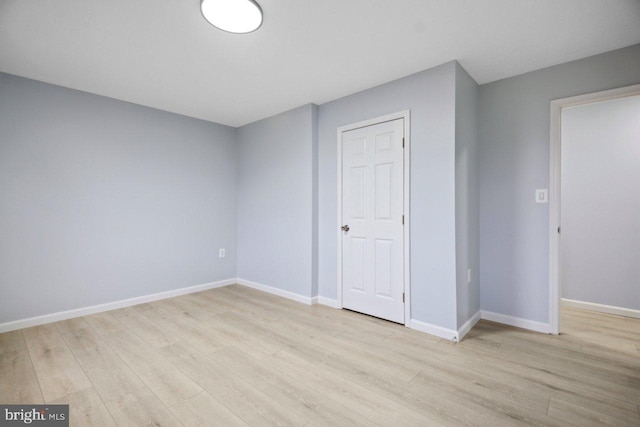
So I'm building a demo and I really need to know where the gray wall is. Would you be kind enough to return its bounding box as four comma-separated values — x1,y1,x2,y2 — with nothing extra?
318,62,458,329
454,63,480,328
0,72,237,324
7,42,638,331
561,95,640,310
236,104,318,297
479,44,640,323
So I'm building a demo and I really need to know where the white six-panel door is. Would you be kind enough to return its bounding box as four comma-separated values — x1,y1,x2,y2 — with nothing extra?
341,118,404,323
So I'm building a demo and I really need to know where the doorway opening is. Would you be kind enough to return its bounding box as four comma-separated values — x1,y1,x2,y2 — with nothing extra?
549,84,640,337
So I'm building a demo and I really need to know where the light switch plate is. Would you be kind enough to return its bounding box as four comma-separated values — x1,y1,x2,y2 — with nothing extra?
536,189,548,204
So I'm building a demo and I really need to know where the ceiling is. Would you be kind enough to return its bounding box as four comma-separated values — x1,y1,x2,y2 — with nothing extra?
1,1,639,127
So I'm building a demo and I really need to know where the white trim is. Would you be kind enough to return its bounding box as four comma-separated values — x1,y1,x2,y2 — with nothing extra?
336,110,411,326
236,278,315,305
337,121,343,308
410,319,458,341
549,99,562,335
457,311,481,342
561,298,640,319
480,310,551,334
403,112,411,327
317,296,340,308
0,278,236,333
549,83,640,335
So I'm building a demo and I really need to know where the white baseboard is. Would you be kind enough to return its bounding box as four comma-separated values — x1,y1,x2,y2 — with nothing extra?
0,278,236,334
457,311,481,341
409,311,481,343
236,278,314,305
317,296,339,308
480,310,550,334
234,279,339,309
410,319,458,341
561,298,640,319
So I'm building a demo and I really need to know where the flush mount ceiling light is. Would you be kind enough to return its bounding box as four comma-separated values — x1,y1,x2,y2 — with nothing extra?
201,0,263,34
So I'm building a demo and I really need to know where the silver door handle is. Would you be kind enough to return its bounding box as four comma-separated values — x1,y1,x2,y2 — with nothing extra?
341,225,350,232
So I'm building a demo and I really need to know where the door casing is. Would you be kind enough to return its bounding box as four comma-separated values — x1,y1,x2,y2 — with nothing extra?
337,110,411,326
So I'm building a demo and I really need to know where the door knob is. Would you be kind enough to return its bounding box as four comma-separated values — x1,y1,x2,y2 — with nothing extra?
341,225,350,232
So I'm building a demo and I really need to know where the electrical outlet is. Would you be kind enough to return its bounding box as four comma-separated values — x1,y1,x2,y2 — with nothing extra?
219,248,225,258
467,268,472,285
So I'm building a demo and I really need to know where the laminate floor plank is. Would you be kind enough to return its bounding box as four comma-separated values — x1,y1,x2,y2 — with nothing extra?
203,287,284,323
0,348,44,404
498,338,640,405
211,346,380,427
83,312,125,336
305,330,423,382
0,330,27,355
316,344,533,426
409,369,552,426
102,329,202,406
546,389,639,427
52,387,117,427
411,354,551,415
209,297,283,324
109,307,178,349
3,287,638,426
22,324,92,402
58,325,146,402
137,305,227,354
158,342,307,427
152,294,224,323
178,291,234,316
104,387,183,427
263,348,438,426
441,334,638,409
54,317,93,335
207,311,288,359
168,391,249,427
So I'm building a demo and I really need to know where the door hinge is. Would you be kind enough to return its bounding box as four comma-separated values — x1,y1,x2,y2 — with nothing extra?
402,137,405,148
402,293,405,303
402,215,404,225
558,226,561,234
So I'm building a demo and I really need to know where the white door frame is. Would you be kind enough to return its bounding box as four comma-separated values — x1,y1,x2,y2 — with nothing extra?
548,83,640,335
337,110,411,326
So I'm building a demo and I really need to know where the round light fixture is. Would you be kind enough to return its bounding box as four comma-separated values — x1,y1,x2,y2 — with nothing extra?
201,0,263,34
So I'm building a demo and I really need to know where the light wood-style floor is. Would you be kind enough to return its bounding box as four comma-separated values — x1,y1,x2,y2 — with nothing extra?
1,285,639,426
